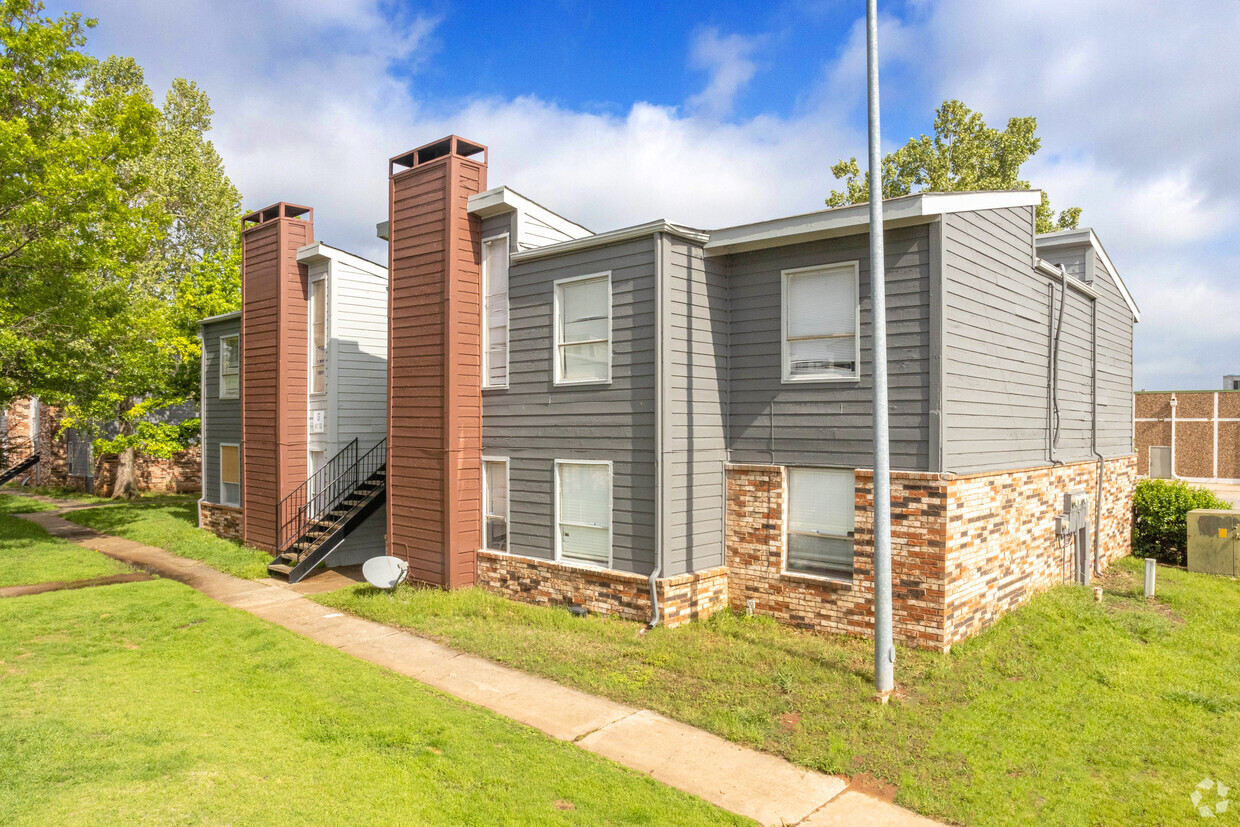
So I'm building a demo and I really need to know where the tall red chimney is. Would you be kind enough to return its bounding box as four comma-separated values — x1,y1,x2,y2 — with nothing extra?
386,136,487,587
240,202,314,551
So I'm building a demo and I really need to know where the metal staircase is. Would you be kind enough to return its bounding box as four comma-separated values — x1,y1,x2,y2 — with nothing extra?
0,438,39,486
269,438,386,583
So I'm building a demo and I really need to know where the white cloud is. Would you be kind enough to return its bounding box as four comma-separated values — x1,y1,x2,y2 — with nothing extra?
685,27,766,120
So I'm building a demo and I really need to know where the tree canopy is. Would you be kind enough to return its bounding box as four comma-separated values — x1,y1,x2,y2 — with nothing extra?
826,99,1081,234
0,1,242,495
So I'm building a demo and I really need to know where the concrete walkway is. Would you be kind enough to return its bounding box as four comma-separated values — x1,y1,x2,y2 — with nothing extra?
16,505,941,827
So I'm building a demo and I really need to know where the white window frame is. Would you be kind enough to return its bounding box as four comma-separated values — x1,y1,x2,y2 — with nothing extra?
481,233,510,390
219,334,240,400
553,272,612,386
780,261,861,384
782,466,855,582
219,442,241,507
553,459,613,569
309,274,327,396
482,456,510,552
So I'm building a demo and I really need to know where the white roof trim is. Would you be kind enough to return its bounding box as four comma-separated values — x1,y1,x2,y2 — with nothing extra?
704,189,1043,256
1035,257,1100,300
510,220,708,263
199,310,240,326
296,241,388,279
1036,228,1140,321
468,186,592,239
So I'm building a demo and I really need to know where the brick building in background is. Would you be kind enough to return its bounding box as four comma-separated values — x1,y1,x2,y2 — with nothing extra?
196,135,1139,652
1135,390,1240,483
1,397,200,496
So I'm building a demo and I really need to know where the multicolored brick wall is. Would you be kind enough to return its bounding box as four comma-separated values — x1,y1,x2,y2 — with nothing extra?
725,457,1136,652
476,550,729,627
944,455,1136,646
726,464,951,650
200,501,244,541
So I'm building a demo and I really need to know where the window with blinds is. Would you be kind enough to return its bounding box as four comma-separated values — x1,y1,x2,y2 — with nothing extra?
483,459,508,551
555,461,611,567
554,274,610,384
219,335,240,399
781,263,859,381
220,444,241,507
482,237,509,388
785,467,855,579
310,278,326,394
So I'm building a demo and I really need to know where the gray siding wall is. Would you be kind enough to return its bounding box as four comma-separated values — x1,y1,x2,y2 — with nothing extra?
201,316,241,504
725,225,933,470
483,237,657,575
663,236,728,576
940,208,1134,472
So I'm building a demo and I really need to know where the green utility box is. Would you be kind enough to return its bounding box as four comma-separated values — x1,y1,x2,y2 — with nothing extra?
1187,509,1239,577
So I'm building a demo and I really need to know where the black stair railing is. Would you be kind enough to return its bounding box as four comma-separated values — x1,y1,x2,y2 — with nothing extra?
0,437,37,478
277,438,358,551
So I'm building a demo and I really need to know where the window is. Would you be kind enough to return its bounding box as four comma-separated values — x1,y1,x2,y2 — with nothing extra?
220,444,241,507
785,467,855,579
781,263,859,382
310,278,326,394
554,273,611,384
219,334,240,399
555,461,611,567
482,236,509,388
483,458,509,551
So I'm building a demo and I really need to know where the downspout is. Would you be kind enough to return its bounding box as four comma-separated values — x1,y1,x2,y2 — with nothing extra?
648,233,665,628
1090,298,1105,578
1050,271,1067,462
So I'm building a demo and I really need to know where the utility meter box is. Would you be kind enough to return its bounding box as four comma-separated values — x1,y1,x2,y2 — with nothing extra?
1187,509,1239,577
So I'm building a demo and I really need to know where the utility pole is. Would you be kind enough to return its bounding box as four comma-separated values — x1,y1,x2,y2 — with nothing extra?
865,0,895,700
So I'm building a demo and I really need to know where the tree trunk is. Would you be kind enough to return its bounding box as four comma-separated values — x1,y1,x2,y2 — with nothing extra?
111,412,140,499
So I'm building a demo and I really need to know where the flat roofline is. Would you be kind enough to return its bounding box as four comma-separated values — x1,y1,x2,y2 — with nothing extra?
1135,389,1240,394
199,310,240,326
704,190,1043,256
510,220,707,263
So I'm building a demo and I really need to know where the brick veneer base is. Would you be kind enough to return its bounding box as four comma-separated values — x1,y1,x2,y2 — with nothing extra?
476,550,729,627
200,501,244,541
726,456,1136,653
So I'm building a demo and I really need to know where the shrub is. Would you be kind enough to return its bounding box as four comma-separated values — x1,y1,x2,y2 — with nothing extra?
1132,478,1230,565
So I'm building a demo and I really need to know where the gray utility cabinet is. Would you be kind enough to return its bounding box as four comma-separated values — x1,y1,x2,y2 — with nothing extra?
1187,509,1239,576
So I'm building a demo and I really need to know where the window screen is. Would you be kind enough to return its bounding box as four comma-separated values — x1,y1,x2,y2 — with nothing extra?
220,335,240,399
555,275,610,383
483,238,509,387
556,462,611,567
311,279,326,394
220,444,241,507
784,265,857,380
483,459,508,551
786,467,854,578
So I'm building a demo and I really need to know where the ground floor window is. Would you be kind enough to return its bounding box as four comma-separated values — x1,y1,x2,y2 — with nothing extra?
483,458,508,551
220,444,241,507
555,460,611,568
785,467,854,579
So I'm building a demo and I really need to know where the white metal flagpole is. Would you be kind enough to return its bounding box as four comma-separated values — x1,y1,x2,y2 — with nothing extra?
865,0,895,699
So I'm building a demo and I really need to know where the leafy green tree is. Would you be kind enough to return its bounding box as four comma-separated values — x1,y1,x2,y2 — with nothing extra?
0,0,158,406
827,99,1081,234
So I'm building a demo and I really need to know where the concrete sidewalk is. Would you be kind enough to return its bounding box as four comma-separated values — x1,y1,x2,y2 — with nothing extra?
17,506,941,827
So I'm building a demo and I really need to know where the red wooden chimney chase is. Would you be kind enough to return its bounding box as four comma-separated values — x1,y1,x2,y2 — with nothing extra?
239,202,314,551
386,136,487,587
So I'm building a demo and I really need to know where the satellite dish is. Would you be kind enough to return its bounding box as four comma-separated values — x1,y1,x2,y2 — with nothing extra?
363,556,409,592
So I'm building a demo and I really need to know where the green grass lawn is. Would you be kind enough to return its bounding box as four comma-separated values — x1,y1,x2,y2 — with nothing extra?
0,484,115,504
0,497,131,587
0,579,745,826
317,560,1240,826
64,500,272,579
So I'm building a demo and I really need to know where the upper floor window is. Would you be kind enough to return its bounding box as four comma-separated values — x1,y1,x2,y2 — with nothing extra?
482,236,509,388
781,262,859,382
554,273,611,385
219,334,240,399
785,467,855,580
310,277,326,394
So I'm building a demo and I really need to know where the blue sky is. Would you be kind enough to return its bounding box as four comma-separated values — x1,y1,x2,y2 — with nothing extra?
75,0,1240,391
